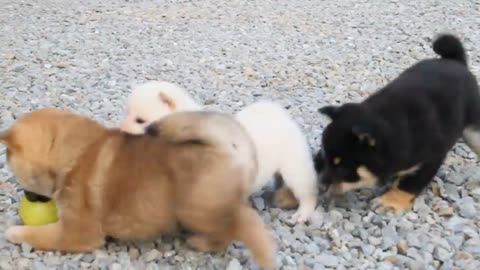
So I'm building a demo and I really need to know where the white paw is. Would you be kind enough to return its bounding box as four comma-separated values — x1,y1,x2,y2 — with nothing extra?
292,209,311,224
5,226,25,244
291,197,317,224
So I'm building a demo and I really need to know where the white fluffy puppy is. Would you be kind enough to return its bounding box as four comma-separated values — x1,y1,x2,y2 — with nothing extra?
120,81,318,223
235,102,318,223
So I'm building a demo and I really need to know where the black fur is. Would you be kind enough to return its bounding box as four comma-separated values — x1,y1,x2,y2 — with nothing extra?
313,151,325,173
145,124,160,136
314,34,480,197
24,190,51,203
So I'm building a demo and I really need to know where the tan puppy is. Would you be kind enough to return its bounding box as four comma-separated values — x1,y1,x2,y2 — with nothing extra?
0,108,276,269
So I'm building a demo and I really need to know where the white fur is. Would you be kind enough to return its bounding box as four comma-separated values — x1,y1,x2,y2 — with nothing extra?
120,81,318,223
235,101,318,223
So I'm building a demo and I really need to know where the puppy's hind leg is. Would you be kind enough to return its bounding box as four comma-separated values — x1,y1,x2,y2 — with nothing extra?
231,205,277,270
463,125,480,157
187,204,277,270
187,234,230,253
463,90,480,158
277,162,318,224
371,156,445,215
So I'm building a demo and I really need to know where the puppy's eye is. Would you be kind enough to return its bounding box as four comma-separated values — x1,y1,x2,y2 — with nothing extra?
135,118,146,124
333,157,341,165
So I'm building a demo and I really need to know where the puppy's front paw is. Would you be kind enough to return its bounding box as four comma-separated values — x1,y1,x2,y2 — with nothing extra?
291,211,309,224
5,226,26,244
291,198,316,224
371,188,414,215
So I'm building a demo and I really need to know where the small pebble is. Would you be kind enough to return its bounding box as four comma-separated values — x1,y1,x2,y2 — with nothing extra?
316,254,338,268
459,203,476,219
397,240,408,255
21,243,32,254
143,249,161,262
253,197,265,211
226,258,242,270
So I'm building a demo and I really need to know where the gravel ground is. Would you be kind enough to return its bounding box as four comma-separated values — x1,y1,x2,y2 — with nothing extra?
1,0,480,269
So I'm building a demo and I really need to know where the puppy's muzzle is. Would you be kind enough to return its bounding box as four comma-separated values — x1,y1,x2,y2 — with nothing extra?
24,190,52,202
322,184,342,211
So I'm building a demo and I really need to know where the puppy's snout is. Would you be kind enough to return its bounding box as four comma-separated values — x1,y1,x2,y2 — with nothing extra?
320,171,334,186
24,190,51,202
323,184,341,211
119,120,130,132
120,120,145,135
328,183,343,196
145,124,160,136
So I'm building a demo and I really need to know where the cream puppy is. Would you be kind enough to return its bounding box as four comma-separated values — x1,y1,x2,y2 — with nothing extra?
120,81,202,134
120,81,318,223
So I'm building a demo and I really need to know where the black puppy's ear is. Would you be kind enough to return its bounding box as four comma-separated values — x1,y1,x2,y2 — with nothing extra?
352,125,376,147
318,106,341,119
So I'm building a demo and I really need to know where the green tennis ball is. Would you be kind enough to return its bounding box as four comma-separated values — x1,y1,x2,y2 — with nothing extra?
19,195,58,225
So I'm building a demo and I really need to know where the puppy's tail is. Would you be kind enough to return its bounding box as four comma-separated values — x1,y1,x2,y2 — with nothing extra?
232,205,277,270
151,111,255,155
433,34,467,66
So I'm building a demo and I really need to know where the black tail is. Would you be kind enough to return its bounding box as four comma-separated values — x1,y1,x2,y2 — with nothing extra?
432,34,467,66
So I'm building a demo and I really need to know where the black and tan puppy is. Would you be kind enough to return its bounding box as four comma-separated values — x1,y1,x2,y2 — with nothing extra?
315,34,480,214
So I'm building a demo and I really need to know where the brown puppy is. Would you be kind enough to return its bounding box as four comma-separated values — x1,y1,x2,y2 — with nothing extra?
0,108,276,269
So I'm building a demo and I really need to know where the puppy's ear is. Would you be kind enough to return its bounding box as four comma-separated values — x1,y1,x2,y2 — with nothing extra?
352,125,376,147
159,92,176,110
318,106,341,119
0,130,10,145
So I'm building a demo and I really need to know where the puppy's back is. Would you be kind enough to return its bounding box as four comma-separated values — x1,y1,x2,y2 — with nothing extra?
366,34,476,116
95,111,258,239
154,111,257,174
153,111,258,208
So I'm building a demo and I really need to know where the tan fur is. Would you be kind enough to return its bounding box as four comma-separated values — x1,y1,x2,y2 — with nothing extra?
1,108,276,269
0,130,9,143
396,164,420,177
335,166,379,194
273,185,299,209
372,179,415,214
370,164,419,214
